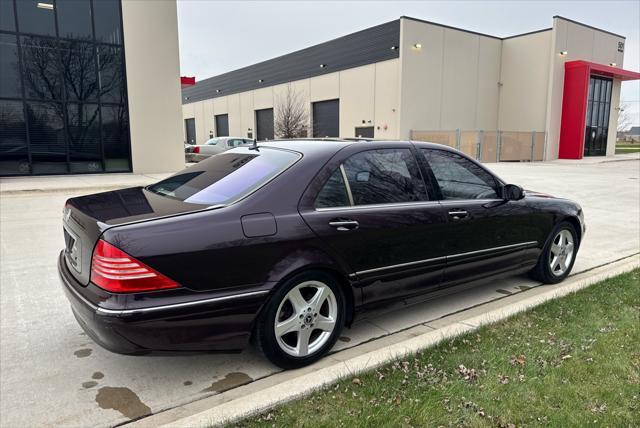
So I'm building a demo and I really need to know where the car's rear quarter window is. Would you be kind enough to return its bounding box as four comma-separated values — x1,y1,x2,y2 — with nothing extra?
148,148,300,205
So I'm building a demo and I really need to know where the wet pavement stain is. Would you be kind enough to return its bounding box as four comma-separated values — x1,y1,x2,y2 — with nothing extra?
338,336,351,342
183,381,192,386
92,372,104,380
518,285,532,291
95,387,151,420
495,289,512,295
74,348,92,358
82,381,98,389
200,372,252,393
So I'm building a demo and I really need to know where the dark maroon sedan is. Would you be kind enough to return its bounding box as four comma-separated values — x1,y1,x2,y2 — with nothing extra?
59,140,584,368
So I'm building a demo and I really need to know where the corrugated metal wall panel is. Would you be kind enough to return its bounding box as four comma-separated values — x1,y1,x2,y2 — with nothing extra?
182,20,400,104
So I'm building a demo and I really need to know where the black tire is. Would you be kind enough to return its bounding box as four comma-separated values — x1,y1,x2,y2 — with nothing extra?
255,270,345,369
529,221,578,284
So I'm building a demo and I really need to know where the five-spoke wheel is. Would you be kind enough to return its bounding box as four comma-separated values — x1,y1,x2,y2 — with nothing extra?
255,271,345,369
530,221,578,284
548,229,575,276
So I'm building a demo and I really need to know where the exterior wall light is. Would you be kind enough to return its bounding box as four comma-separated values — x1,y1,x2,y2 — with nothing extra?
37,2,54,9
413,43,422,49
215,89,221,93
258,79,264,83
609,62,617,67
559,51,568,56
390,46,398,50
319,64,327,68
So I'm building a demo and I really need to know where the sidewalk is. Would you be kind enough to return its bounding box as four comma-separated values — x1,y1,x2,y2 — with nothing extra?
0,172,173,195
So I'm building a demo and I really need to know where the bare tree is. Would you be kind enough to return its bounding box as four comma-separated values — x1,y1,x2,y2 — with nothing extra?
274,84,308,139
617,102,633,133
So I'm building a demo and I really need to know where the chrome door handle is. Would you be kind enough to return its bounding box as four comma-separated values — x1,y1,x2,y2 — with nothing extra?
448,210,468,220
329,220,359,231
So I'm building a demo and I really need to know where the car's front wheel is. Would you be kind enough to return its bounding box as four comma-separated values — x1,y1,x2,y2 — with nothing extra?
530,221,578,284
255,271,345,369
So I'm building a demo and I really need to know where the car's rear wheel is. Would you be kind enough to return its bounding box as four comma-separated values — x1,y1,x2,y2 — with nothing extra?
530,221,578,284
255,271,345,369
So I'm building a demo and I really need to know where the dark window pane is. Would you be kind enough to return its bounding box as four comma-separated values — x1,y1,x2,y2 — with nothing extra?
423,149,498,200
0,100,30,175
97,45,124,103
101,104,130,171
60,40,98,101
67,103,102,172
0,0,16,31
57,0,93,40
26,101,67,174
343,149,427,205
21,36,63,100
93,0,122,44
0,34,22,98
316,168,349,208
16,0,56,36
148,149,301,205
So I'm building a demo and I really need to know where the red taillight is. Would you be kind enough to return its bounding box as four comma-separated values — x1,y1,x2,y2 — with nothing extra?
193,146,200,153
91,240,180,293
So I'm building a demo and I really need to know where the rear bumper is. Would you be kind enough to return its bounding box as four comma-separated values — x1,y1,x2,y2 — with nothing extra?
185,153,208,163
58,251,270,354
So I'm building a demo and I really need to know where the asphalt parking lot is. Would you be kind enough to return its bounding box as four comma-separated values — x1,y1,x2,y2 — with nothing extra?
1,159,638,427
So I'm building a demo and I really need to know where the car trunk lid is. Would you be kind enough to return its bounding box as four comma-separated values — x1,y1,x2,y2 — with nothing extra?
63,187,209,285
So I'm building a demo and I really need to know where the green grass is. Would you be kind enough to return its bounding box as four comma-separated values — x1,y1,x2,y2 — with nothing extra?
616,144,640,154
238,269,640,428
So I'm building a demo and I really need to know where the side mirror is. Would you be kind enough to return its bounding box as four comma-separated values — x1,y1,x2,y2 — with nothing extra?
503,184,525,201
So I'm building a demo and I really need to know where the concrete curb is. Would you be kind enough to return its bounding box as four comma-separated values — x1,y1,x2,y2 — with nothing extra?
129,254,639,428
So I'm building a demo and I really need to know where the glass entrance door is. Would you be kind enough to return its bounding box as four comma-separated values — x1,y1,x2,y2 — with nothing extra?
584,76,612,156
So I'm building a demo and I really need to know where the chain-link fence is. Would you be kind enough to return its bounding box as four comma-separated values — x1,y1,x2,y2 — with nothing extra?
410,130,546,162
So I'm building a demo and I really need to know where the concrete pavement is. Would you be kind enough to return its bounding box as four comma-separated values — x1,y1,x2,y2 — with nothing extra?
0,159,638,427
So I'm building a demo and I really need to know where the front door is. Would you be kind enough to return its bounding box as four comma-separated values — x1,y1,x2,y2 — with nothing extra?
584,76,612,156
299,144,449,306
420,148,537,287
185,118,196,144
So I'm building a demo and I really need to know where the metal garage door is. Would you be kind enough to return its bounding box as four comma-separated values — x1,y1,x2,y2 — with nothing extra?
185,118,196,144
215,114,229,137
255,108,274,140
313,99,339,138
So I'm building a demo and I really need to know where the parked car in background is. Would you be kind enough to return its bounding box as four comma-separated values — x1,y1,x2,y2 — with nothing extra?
185,137,254,162
59,140,584,369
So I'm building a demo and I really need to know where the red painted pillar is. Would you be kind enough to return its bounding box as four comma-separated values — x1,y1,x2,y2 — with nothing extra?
558,62,590,159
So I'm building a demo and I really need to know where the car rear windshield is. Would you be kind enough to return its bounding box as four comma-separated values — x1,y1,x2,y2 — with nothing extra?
147,148,301,205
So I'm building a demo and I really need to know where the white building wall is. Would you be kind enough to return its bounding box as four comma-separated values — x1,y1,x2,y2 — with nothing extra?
398,18,502,139
498,31,552,132
122,0,184,173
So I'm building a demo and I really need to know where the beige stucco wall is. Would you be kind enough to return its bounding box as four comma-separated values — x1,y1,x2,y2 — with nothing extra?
398,18,502,139
121,0,184,173
182,59,400,143
544,17,625,159
498,31,552,132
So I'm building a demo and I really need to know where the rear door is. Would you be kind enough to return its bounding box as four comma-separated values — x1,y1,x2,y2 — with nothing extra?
420,148,537,287
299,143,449,306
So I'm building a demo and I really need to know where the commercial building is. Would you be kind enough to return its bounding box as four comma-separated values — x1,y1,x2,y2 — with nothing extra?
182,16,639,161
0,0,184,176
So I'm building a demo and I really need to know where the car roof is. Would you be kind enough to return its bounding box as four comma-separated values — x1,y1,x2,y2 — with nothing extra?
259,138,456,154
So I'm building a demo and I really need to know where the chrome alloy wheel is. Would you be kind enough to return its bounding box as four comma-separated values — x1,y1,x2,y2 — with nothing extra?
548,229,575,276
274,281,338,357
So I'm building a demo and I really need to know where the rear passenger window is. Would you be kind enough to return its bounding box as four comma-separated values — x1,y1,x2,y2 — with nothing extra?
315,169,350,208
343,149,427,206
422,149,499,200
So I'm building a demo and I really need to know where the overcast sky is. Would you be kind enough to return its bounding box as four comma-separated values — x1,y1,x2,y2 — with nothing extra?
177,0,640,127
